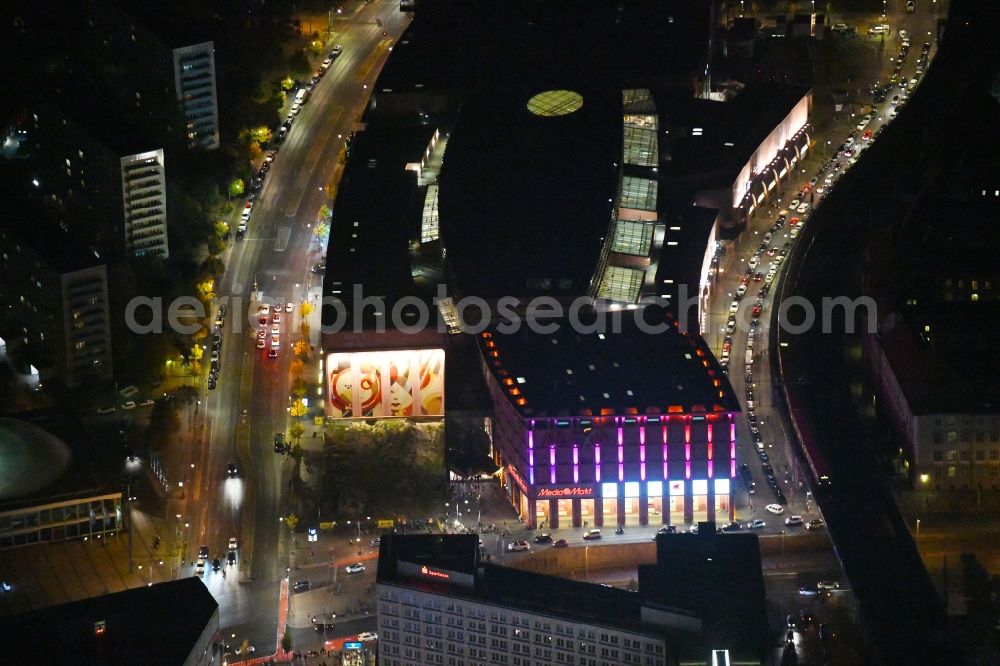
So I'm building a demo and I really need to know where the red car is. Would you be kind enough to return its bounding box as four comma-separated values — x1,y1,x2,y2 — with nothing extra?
862,129,873,141
753,272,764,282
752,304,763,317
789,216,800,226
740,273,751,285
722,341,732,353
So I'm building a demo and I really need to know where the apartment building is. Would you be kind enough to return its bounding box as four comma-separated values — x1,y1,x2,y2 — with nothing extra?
172,42,220,150
120,149,169,258
0,225,113,387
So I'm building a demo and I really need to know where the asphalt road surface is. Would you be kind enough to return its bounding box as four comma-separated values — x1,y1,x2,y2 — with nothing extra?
176,2,412,651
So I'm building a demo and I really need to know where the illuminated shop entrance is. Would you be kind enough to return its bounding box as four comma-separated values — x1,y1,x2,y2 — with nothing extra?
647,482,663,524
602,483,618,527
557,499,572,527
535,500,550,529
623,482,641,526
668,481,685,524
580,499,595,527
714,479,731,522
692,479,709,523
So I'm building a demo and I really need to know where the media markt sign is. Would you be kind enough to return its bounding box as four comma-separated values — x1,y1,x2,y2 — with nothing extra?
536,486,595,498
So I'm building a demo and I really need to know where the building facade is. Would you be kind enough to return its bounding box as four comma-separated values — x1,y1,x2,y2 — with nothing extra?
0,491,121,550
120,148,169,258
0,227,113,387
377,582,669,666
864,325,1000,490
172,42,220,150
376,533,768,666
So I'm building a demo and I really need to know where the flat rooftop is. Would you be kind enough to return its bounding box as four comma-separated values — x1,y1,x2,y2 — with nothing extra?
480,308,738,418
0,413,117,516
0,578,217,664
438,86,619,299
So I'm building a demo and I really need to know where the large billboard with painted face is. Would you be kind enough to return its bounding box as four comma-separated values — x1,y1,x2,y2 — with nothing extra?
326,349,445,418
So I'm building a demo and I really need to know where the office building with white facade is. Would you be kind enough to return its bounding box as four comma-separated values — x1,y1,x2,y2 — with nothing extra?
172,41,220,150
376,533,768,665
120,148,169,258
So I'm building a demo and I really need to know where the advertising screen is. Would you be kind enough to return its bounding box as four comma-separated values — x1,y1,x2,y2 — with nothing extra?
327,349,445,418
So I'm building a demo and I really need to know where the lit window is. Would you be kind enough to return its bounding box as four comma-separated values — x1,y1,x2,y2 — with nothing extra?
714,478,730,495
601,482,618,498
624,482,640,498
692,479,708,495
646,481,662,497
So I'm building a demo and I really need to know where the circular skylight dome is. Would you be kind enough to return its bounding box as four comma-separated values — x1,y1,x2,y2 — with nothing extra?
527,90,583,117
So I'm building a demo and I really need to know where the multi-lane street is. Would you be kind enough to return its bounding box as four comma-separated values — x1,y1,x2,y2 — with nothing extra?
170,0,939,655
168,2,411,651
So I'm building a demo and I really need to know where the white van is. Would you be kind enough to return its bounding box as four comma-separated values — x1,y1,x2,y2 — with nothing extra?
745,350,754,365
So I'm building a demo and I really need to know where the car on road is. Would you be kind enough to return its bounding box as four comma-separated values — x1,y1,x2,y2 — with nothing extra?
553,538,569,548
868,24,889,36
720,521,742,533
805,518,825,530
357,632,378,642
229,537,238,551
797,202,810,214
286,302,294,313
321,57,333,69
751,304,762,317
729,300,740,313
195,559,206,576
533,533,553,544
345,562,366,574
271,335,280,348
370,537,381,547
227,462,238,478
228,551,236,565
330,44,343,56
208,376,217,390
765,504,785,515
293,580,312,592
583,529,602,540
257,339,265,349
798,585,820,596
736,283,747,297
268,348,278,359
121,401,136,410
785,515,804,527
817,580,840,590
313,623,334,632
507,541,530,552
199,544,210,558
212,558,221,571
272,312,280,324
308,527,318,542
747,519,766,529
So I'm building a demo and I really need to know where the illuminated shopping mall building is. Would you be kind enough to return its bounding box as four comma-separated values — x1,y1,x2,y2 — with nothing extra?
321,0,809,527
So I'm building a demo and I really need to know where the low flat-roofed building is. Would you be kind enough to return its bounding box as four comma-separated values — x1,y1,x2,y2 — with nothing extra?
375,532,768,665
0,416,121,551
0,577,220,665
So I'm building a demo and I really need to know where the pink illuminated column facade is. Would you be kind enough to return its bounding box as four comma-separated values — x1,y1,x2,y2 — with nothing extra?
497,412,737,530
